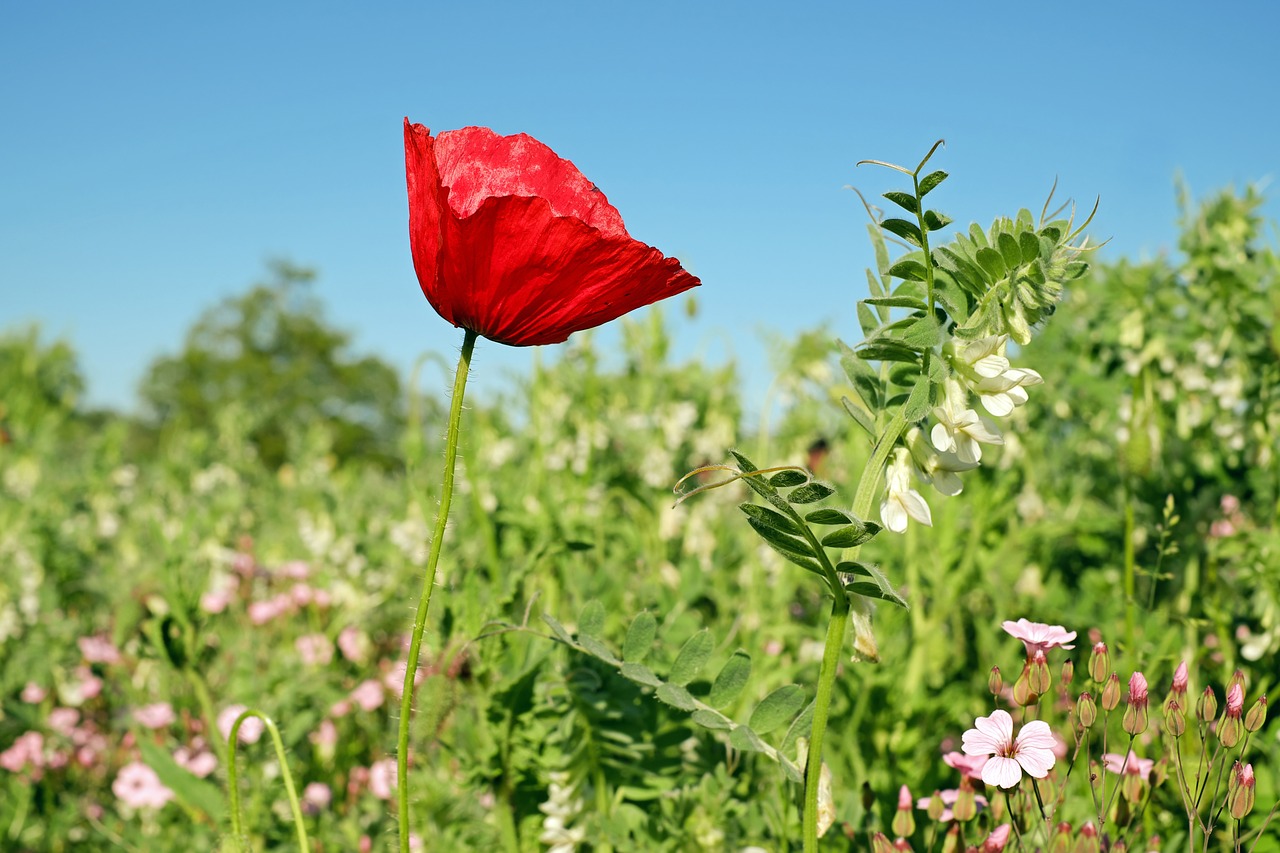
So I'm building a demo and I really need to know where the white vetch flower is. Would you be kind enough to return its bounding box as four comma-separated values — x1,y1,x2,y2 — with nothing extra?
973,367,1044,417
879,448,932,533
905,427,979,496
931,379,1003,464
949,335,1011,383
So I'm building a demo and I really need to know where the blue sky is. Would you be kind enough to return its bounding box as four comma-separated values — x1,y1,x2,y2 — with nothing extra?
3,1,1278,412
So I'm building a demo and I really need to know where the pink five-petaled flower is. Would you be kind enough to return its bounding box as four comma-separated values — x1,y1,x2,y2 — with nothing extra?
1102,750,1154,781
404,120,700,347
943,750,989,780
961,709,1057,789
112,761,175,810
1000,619,1077,656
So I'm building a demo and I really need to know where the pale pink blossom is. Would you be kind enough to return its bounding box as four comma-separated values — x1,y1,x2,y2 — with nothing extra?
1226,683,1245,716
20,682,46,704
290,584,315,607
200,585,236,614
897,784,912,810
1000,619,1077,655
1102,750,1154,781
278,560,311,580
350,680,386,712
0,731,45,773
338,626,370,664
1171,661,1189,693
310,719,338,748
217,705,264,745
369,758,397,800
302,781,332,814
329,699,352,718
943,751,988,780
915,788,989,821
248,595,293,625
1128,672,1149,707
113,761,174,809
961,709,1057,788
78,635,122,665
982,824,1012,853
311,588,332,609
69,667,103,702
134,703,176,731
174,746,218,778
48,708,80,736
295,633,333,667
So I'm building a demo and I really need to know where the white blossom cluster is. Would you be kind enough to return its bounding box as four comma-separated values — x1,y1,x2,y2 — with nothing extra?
880,335,1043,533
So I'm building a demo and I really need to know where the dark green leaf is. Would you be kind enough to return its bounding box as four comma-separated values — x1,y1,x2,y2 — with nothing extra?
901,313,944,350
620,662,662,688
997,232,1022,270
843,563,909,609
882,190,919,213
884,260,929,283
841,396,876,440
976,246,1007,280
923,209,952,231
579,635,619,664
743,515,824,574
749,685,806,734
786,482,836,504
578,600,605,639
918,170,948,196
709,650,752,709
864,294,927,309
740,502,800,535
882,218,923,247
1019,229,1041,263
670,629,714,686
805,508,859,526
656,682,697,711
542,613,574,645
623,611,657,663
729,726,769,753
857,299,880,336
902,371,933,422
821,525,878,548
728,449,758,474
856,342,921,365
691,710,732,731
769,470,809,488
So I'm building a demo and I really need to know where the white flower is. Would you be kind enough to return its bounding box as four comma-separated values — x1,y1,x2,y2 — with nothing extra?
951,335,1011,380
931,379,1003,464
879,448,933,533
974,367,1044,417
905,427,979,496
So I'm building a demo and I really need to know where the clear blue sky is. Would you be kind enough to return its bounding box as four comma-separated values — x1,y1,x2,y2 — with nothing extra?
3,1,1277,411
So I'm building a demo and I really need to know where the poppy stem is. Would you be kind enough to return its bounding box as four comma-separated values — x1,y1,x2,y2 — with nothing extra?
397,327,478,853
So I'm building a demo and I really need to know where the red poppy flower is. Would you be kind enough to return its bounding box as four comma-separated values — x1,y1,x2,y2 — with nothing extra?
405,119,700,346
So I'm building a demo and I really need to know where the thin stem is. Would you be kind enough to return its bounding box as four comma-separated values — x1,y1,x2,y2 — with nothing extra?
226,710,310,853
802,591,850,851
398,328,478,853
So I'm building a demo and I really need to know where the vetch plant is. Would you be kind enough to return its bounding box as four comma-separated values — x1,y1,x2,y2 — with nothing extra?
676,142,1096,850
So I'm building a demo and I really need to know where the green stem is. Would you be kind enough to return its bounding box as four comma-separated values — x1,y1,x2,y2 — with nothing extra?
226,710,309,853
397,328,478,853
802,591,850,850
1123,482,1136,653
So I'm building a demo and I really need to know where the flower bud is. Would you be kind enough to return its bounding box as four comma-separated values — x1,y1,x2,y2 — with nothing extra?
927,790,945,822
1163,700,1185,737
1218,715,1244,748
893,785,915,839
1077,692,1097,728
1123,672,1150,735
1101,673,1122,711
941,825,961,853
894,838,913,853
1012,663,1038,707
873,832,896,853
1050,823,1072,853
1197,686,1217,723
1061,660,1075,687
1225,683,1244,716
989,666,1003,697
1228,762,1255,819
1244,695,1267,733
953,784,977,823
1227,669,1246,695
982,824,1011,853
1073,822,1099,853
1028,650,1052,696
1089,642,1109,683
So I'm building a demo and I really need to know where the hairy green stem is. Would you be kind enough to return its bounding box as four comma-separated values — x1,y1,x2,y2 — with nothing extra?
398,328,477,853
226,710,309,853
802,591,850,850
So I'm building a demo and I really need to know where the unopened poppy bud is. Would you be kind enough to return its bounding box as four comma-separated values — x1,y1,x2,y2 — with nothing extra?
1077,692,1097,728
927,790,945,822
1029,650,1052,696
893,785,915,838
989,666,1003,697
1123,672,1150,735
1197,686,1217,723
872,832,895,853
1061,660,1075,687
1101,673,1122,711
1089,642,1109,683
1228,762,1255,819
1244,695,1267,732
1163,700,1185,737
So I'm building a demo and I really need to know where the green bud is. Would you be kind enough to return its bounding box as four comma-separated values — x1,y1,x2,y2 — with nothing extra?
1244,695,1267,733
1088,643,1110,683
1197,687,1218,723
1163,700,1185,737
1077,692,1097,728
989,666,1003,697
1101,673,1122,711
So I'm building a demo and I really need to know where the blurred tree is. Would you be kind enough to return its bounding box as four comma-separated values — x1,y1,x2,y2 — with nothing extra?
0,327,87,443
139,261,408,469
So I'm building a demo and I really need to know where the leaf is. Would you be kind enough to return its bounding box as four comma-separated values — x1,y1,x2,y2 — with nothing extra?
656,682,697,711
857,299,880,336
901,313,944,350
578,600,605,639
882,218,923,247
740,502,800,536
843,563,909,609
669,629,714,686
768,470,809,488
864,294,927,309
623,611,657,663
580,635,619,665
923,209,952,231
841,396,876,440
902,371,933,422
884,259,929,283
708,650,752,709
997,232,1022,270
918,170,948,196
785,482,836,504
839,341,881,410
743,514,824,574
882,190,919,213
542,613,574,645
856,342,921,365
138,738,225,822
620,662,662,688
805,507,864,526
691,710,732,731
1019,229,1041,264
781,700,816,756
976,246,1006,280
820,525,878,548
729,725,769,753
749,685,806,734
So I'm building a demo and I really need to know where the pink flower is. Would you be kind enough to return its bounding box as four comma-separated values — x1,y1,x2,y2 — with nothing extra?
134,703,176,731
943,750,989,780
384,660,424,697
961,709,1057,788
309,720,338,749
70,667,103,702
247,594,293,625
78,635,122,665
1102,750,1154,781
1001,619,1076,655
290,583,315,607
898,784,913,810
278,560,311,580
0,731,45,773
338,626,370,664
200,585,236,614
1171,661,1188,694
112,761,175,809
217,705,264,744
982,824,1012,853
174,746,218,778
295,634,333,667
302,781,332,815
369,758,397,800
1128,672,1149,707
20,682,46,704
350,679,386,712
915,789,989,822
1226,683,1245,716
49,708,80,737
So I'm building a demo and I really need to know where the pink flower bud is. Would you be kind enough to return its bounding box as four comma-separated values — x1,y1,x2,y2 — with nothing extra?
1088,643,1109,683
1197,686,1218,722
1225,683,1244,716
1128,672,1149,707
1228,762,1255,819
1101,673,1122,711
1171,661,1188,694
982,824,1011,853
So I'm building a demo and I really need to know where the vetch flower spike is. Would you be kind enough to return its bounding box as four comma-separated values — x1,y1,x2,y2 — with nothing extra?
961,708,1057,788
404,119,700,346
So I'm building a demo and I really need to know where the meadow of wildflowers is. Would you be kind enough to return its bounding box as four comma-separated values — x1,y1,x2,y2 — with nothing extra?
0,149,1277,853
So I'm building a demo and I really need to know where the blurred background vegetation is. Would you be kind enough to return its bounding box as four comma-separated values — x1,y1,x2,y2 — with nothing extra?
1,187,1276,850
